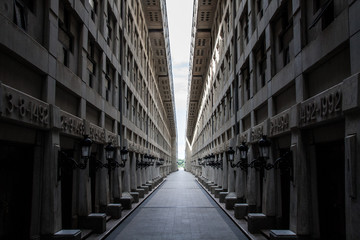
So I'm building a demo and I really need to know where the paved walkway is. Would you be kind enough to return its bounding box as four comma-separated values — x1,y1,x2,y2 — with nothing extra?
105,170,249,240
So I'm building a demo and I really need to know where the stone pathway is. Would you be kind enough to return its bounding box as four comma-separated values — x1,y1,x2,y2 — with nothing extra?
105,170,249,240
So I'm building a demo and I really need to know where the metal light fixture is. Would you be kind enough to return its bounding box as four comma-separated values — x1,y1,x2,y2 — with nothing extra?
227,143,250,170
249,135,271,171
58,135,93,180
105,142,115,161
258,135,271,159
97,144,128,169
80,135,93,161
226,147,235,162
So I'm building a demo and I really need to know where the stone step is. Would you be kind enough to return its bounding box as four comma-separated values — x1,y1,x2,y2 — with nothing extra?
260,229,271,239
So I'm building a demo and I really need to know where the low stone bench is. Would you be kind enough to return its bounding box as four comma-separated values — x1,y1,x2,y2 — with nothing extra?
119,192,134,210
248,213,274,234
54,230,81,240
106,203,122,219
130,192,140,203
225,192,238,210
211,185,218,194
234,203,248,219
219,192,229,203
139,185,149,194
270,230,297,240
133,188,145,198
145,183,152,191
79,213,106,234
214,188,223,198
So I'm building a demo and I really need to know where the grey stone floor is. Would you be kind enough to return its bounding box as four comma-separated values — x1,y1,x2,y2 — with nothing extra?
105,170,249,240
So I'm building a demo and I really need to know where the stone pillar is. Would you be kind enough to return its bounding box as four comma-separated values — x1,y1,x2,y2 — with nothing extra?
39,131,62,235
262,147,275,216
247,145,257,207
96,146,110,211
289,129,311,235
343,73,360,240
136,155,142,188
130,152,137,190
111,147,122,201
222,152,228,190
122,152,131,193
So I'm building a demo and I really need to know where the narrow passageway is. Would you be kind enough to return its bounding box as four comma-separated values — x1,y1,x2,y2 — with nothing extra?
105,170,249,240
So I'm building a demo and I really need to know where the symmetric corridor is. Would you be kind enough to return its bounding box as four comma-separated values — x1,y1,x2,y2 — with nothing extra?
106,170,248,240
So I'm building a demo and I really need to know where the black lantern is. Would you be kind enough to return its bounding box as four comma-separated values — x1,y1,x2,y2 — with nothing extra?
258,135,271,159
104,142,115,161
81,135,93,159
238,142,248,161
120,147,129,162
226,147,235,162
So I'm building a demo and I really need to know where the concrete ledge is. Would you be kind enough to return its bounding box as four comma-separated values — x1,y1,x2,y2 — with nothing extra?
106,204,122,219
270,230,297,240
130,192,140,203
248,213,275,234
234,203,248,219
54,230,81,240
79,213,106,234
219,192,229,203
225,192,238,210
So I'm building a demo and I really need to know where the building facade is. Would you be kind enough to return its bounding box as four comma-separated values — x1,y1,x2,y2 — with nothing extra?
0,0,177,239
186,0,360,239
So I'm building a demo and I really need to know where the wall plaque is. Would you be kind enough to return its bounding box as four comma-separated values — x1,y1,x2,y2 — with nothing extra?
1,83,50,128
270,110,290,137
89,123,106,143
299,83,342,128
60,110,85,137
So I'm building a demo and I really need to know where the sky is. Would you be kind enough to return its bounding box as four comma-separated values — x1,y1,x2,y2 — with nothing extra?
166,0,193,160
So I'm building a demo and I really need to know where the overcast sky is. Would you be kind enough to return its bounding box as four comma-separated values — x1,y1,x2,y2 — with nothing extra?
166,0,193,159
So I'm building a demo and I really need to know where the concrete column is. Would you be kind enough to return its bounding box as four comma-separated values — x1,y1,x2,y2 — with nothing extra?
289,129,311,235
247,145,257,206
77,149,91,216
96,146,110,211
262,148,276,216
222,152,228,190
111,147,122,201
122,152,131,193
136,155,142,187
39,131,62,234
130,152,137,190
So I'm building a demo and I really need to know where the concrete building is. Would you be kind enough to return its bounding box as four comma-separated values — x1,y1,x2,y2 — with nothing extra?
0,0,177,239
186,0,360,239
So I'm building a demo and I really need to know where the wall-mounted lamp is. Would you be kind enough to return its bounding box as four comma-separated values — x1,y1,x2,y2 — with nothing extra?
96,144,128,169
227,143,249,170
59,135,93,170
249,135,271,170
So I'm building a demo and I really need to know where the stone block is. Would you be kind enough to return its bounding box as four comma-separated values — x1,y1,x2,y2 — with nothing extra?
207,183,215,191
225,192,238,210
79,213,106,234
130,192,140,203
139,185,149,194
145,183,153,191
134,188,145,198
211,185,218,194
54,230,81,240
234,203,248,219
214,188,223,198
119,193,134,210
248,213,274,234
270,230,297,240
219,192,229,203
106,203,122,219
